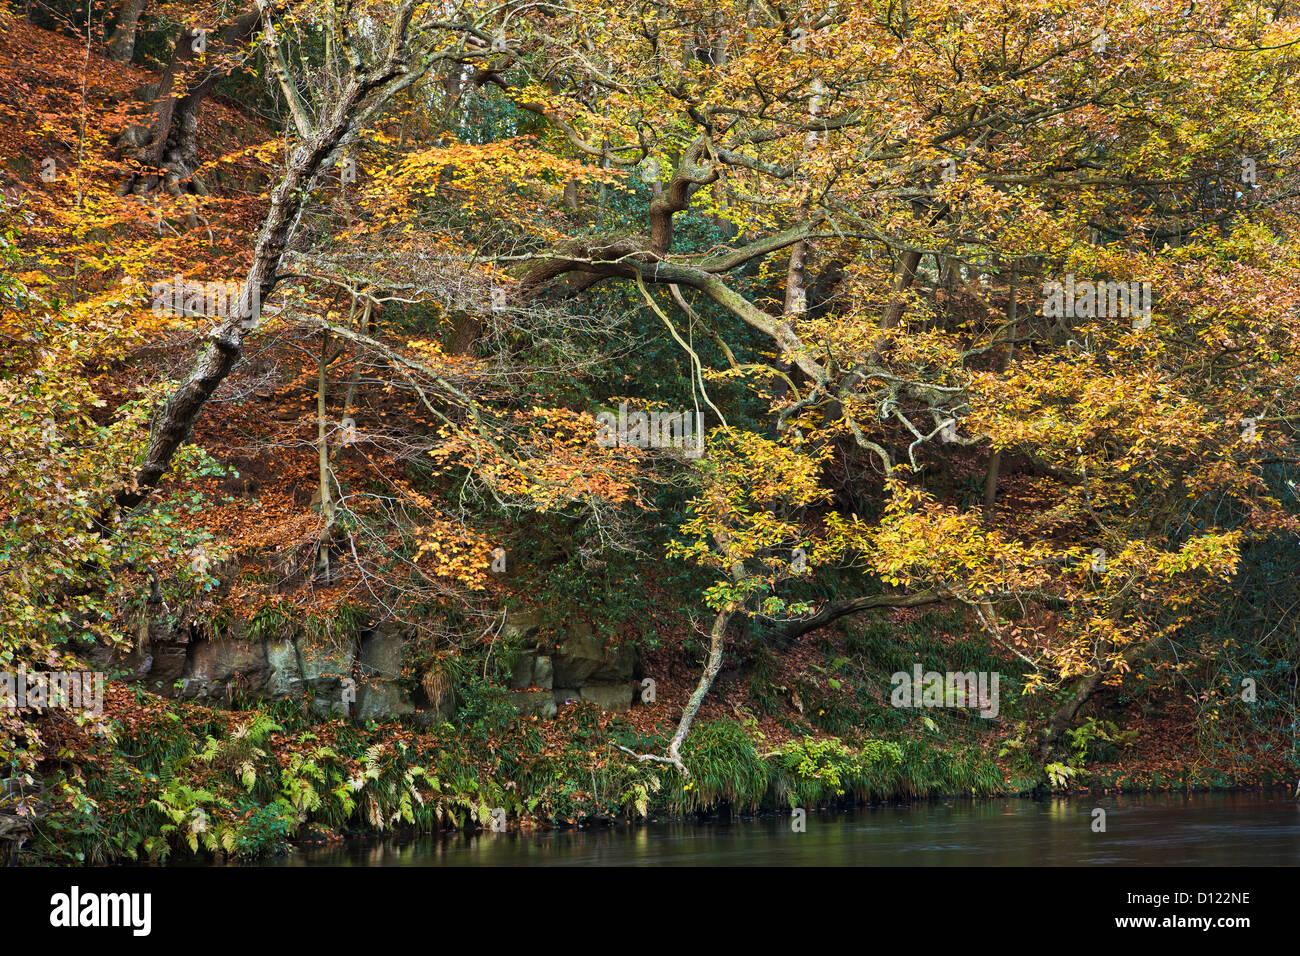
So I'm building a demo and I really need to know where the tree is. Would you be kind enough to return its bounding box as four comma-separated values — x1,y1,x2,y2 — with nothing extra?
106,0,149,63
119,3,263,198
461,0,1300,765
118,0,451,510
9,0,1300,795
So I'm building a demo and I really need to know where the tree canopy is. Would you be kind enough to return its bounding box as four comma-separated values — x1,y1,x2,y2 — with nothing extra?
3,0,1300,857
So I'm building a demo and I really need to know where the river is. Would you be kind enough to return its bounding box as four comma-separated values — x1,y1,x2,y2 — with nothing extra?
249,790,1300,866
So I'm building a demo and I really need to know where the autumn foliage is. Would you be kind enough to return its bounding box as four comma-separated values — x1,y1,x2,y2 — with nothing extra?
2,0,1299,859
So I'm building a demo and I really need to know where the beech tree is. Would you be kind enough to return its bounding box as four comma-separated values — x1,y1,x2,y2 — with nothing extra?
124,0,1300,767
9,0,1300,786
119,3,263,198
447,0,1300,766
106,0,150,63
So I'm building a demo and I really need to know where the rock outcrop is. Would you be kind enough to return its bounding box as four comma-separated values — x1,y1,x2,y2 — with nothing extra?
77,607,639,720
504,611,639,716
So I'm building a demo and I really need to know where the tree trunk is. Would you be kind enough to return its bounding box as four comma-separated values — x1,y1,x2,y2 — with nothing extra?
115,126,326,508
878,201,950,336
446,312,483,355
114,33,421,512
666,609,732,771
107,0,149,63
1036,638,1155,761
770,237,808,417
312,333,340,579
1037,669,1107,762
121,5,262,198
881,247,923,333
983,269,1017,515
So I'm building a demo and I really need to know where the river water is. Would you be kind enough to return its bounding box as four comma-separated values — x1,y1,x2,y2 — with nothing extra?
257,790,1300,866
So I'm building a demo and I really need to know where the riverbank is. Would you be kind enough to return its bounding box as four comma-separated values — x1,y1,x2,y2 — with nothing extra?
11,668,1293,864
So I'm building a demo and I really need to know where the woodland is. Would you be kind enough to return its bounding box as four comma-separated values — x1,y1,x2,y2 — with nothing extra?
1,0,1298,863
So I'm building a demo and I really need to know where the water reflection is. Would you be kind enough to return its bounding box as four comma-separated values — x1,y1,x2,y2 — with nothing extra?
244,791,1300,867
